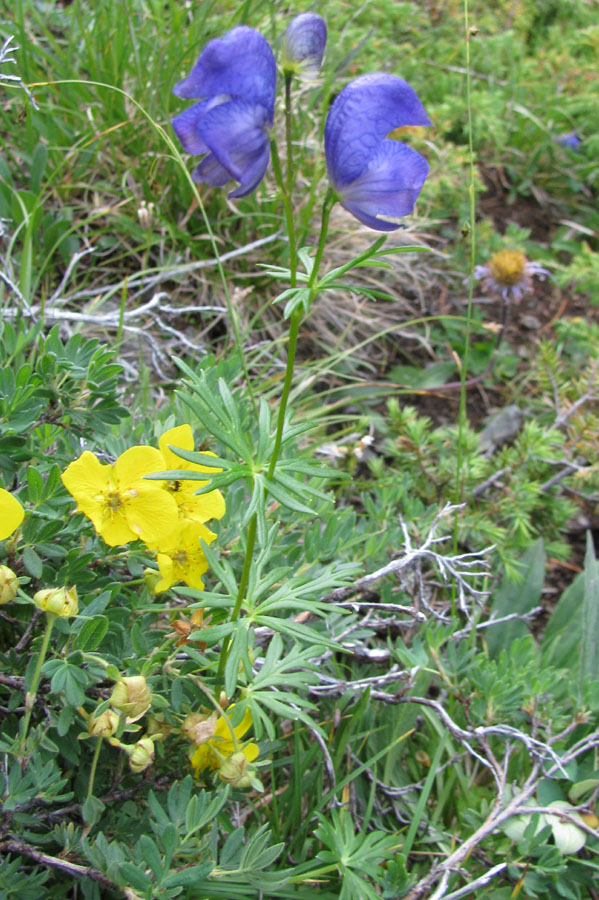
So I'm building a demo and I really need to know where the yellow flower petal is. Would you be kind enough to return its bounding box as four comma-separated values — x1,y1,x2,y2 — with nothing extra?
190,743,218,772
153,521,215,590
61,451,111,514
241,741,259,763
154,555,175,593
62,447,179,547
188,486,226,522
158,425,194,469
231,706,253,741
0,488,24,539
157,426,225,523
121,488,179,547
113,446,168,486
189,705,258,776
98,515,139,547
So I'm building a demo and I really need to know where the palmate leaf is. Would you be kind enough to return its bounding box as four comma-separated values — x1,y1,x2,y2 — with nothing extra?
312,810,398,900
232,636,324,739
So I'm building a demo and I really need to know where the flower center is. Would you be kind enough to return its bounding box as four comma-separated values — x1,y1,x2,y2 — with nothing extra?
105,491,122,511
489,250,527,286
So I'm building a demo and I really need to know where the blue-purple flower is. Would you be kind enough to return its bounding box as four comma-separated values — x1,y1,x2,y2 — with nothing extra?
281,13,327,78
172,27,276,198
324,74,431,231
555,131,581,152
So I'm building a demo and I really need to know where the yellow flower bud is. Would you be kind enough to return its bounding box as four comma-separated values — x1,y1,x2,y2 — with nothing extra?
181,712,217,746
128,737,155,773
218,691,229,710
0,566,18,605
88,709,119,739
33,586,79,617
110,675,152,722
218,751,253,788
142,567,161,594
145,713,171,741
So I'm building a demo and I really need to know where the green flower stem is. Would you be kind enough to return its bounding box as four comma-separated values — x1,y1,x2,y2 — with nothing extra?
270,138,297,289
284,73,295,200
19,612,56,757
452,0,477,597
266,310,302,479
307,188,335,292
217,512,257,679
267,189,336,481
87,737,103,798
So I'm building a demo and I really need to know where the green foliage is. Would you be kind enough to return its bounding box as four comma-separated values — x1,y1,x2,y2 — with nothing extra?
1,2,599,900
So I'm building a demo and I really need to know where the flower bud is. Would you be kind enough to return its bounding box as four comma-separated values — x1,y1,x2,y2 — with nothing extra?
281,13,327,79
110,675,151,722
143,567,162,594
181,712,217,746
0,565,18,605
33,586,79,617
145,713,170,741
88,709,119,739
128,737,155,773
218,751,253,788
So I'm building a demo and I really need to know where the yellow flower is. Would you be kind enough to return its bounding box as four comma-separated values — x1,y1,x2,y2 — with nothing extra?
0,488,24,539
33,586,79,617
190,705,259,775
152,520,217,592
158,425,225,524
61,447,179,547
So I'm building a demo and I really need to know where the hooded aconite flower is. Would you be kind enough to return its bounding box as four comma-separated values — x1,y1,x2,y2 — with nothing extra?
474,249,549,302
281,13,327,78
157,425,225,525
0,488,24,539
190,705,258,774
325,73,431,231
150,520,217,592
61,447,179,547
172,26,276,198
555,131,580,151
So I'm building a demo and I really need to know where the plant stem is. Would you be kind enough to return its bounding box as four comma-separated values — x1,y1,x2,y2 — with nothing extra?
266,309,302,478
19,613,56,757
284,73,295,201
87,738,103,797
217,512,257,678
267,189,335,480
270,137,297,289
452,0,477,566
114,278,127,358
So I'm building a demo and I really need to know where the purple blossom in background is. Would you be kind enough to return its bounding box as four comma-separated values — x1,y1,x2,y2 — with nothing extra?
281,13,327,78
172,27,276,198
324,74,431,231
555,131,581,151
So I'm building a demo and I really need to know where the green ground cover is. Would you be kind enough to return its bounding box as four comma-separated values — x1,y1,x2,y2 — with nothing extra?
1,1,599,898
